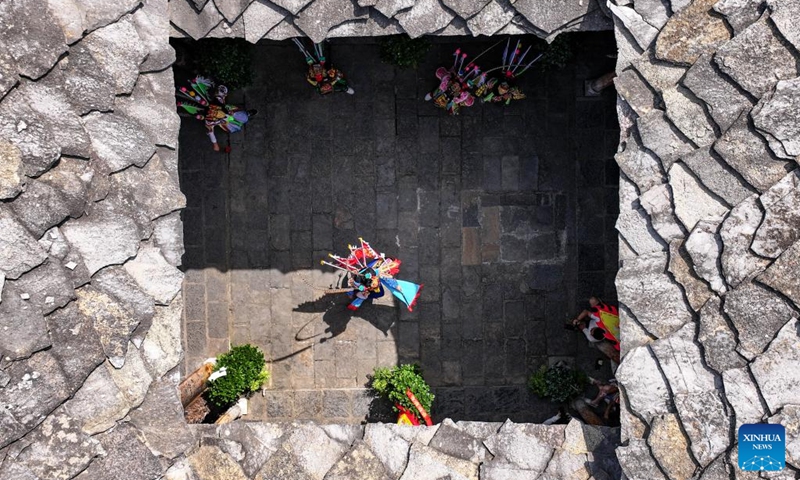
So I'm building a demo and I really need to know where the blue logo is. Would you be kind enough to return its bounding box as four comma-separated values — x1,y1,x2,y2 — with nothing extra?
738,424,785,471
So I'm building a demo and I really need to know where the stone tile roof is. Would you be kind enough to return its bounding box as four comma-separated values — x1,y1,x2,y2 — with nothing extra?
168,0,613,43
611,0,800,476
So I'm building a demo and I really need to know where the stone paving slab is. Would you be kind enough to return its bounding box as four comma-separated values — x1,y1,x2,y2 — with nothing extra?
178,34,619,421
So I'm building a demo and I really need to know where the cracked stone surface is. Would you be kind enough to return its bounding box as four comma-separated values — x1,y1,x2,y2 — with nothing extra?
75,285,141,368
614,68,657,118
141,294,184,377
617,251,693,338
45,301,106,385
768,404,800,468
615,206,666,255
482,421,554,473
134,0,177,73
10,180,75,239
129,376,195,460
442,0,490,19
615,346,671,422
713,0,762,34
631,50,688,93
169,0,223,39
667,238,712,312
713,111,792,193
10,259,75,315
0,140,24,199
0,0,67,80
0,206,48,280
615,136,664,192
123,246,183,306
0,89,62,178
214,0,251,23
116,73,182,149
0,351,73,450
465,0,515,37
685,217,727,294
770,0,800,52
20,80,92,159
680,146,754,207
758,239,800,310
636,110,695,170
714,14,800,98
395,0,455,39
93,265,156,348
242,0,285,43
751,178,800,259
75,422,164,480
647,413,697,479
682,53,753,132
698,295,746,372
10,407,102,480
101,153,186,238
83,112,157,174
654,0,730,65
617,439,669,480
61,211,140,275
719,194,771,288
639,184,685,244
723,366,765,431
651,323,729,467
752,77,800,160
662,86,716,147
750,318,800,413
723,281,796,360
81,17,147,95
668,162,729,232
606,3,659,50
0,281,51,361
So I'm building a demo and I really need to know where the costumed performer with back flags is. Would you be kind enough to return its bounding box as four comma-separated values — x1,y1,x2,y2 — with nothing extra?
176,76,257,152
321,238,422,312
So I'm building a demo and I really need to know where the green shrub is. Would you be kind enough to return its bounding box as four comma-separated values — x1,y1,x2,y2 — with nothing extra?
371,364,434,414
528,365,587,403
538,34,573,71
195,38,253,89
208,344,269,407
379,35,431,69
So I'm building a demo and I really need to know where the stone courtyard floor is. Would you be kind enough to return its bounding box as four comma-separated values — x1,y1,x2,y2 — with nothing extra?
178,33,619,423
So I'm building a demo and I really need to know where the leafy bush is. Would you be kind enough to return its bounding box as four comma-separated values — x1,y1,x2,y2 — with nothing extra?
195,38,253,89
538,34,573,71
528,365,587,403
371,364,434,414
379,35,432,69
208,344,269,407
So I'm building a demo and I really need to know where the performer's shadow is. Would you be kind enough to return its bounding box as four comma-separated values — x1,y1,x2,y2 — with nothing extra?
292,293,396,343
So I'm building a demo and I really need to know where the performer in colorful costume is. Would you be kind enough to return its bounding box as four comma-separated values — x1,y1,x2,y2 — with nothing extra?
321,238,422,312
176,76,256,151
424,40,542,114
293,39,355,95
424,64,475,115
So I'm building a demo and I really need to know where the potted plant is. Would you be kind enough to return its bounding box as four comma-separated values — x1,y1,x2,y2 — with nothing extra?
371,364,434,425
379,35,432,69
180,344,270,423
194,38,254,89
528,364,587,403
207,344,270,408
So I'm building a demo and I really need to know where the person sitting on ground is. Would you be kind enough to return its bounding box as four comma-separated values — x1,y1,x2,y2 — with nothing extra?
570,296,620,350
585,377,620,424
